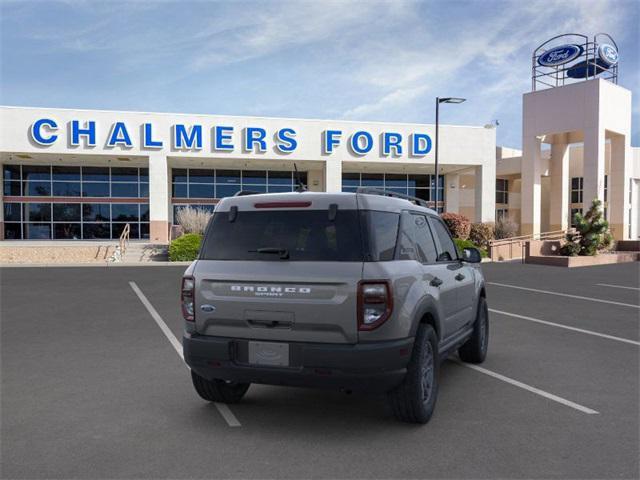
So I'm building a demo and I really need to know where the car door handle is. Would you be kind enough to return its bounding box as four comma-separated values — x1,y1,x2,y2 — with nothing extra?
430,277,443,287
455,273,466,281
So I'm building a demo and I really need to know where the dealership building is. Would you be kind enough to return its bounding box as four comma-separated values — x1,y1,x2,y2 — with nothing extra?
0,34,638,244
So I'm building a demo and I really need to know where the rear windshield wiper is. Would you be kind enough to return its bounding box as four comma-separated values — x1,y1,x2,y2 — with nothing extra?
249,247,290,259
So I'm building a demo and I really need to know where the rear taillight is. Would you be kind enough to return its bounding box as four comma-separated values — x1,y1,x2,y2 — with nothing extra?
181,276,195,322
358,280,393,331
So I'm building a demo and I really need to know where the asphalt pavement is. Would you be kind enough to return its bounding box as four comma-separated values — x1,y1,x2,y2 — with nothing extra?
1,261,638,479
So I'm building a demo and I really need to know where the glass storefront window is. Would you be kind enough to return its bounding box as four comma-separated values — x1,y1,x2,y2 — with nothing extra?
112,204,139,222
82,182,110,197
53,204,81,222
82,167,110,181
4,203,21,221
22,165,51,181
25,203,51,222
52,182,81,197
188,184,215,198
83,203,110,222
3,181,21,196
24,223,51,239
111,183,139,198
54,223,81,239
52,166,80,181
24,181,51,196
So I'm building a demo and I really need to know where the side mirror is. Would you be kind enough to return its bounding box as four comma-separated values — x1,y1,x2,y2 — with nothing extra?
462,247,482,264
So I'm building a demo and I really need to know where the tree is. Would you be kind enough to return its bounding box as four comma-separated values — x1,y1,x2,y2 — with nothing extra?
560,199,613,256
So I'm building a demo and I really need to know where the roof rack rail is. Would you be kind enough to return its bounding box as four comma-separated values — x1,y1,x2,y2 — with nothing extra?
233,190,261,197
355,187,431,209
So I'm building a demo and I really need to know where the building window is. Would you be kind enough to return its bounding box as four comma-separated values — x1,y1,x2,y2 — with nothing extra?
496,208,508,221
341,173,445,212
2,164,149,240
496,179,508,204
571,177,583,203
570,208,582,228
170,168,307,224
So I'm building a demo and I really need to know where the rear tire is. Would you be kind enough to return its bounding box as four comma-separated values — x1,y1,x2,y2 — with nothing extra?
458,296,489,364
387,324,439,424
191,371,250,403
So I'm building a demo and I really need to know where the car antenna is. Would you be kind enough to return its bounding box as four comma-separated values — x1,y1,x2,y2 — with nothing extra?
293,163,307,192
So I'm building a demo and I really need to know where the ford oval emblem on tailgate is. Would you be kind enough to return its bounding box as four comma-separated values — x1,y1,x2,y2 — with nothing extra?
200,304,216,313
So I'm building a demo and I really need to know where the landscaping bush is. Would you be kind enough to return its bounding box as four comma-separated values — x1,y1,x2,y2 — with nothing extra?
469,222,495,249
441,213,471,240
453,238,488,258
176,206,213,235
560,199,613,256
494,217,518,239
169,233,202,261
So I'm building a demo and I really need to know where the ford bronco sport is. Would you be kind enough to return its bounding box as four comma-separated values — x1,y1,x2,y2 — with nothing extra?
182,189,488,424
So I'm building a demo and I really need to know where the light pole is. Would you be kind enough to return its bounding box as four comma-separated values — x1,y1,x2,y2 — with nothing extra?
435,97,466,212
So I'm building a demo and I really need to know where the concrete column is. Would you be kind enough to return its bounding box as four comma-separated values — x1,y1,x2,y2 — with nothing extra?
307,169,324,192
582,126,606,211
324,160,342,193
521,135,542,236
474,163,495,223
148,153,170,244
445,173,460,214
549,137,570,231
609,134,631,240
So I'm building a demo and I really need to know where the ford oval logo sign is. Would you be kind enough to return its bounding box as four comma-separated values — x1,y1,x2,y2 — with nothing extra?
538,44,583,67
598,44,618,67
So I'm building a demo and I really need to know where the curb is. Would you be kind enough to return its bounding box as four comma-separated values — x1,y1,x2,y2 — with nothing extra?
0,262,193,268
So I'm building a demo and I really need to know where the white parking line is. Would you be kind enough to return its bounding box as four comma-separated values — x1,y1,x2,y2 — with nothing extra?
596,283,640,291
488,282,640,309
453,360,599,415
129,281,241,427
489,308,640,346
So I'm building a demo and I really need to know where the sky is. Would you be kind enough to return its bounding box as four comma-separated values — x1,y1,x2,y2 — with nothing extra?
1,0,638,148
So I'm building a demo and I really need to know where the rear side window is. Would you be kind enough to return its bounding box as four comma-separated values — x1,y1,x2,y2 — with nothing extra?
363,211,399,261
428,217,458,261
200,210,363,261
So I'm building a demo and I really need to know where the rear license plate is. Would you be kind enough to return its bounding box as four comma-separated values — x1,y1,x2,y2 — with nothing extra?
248,341,290,367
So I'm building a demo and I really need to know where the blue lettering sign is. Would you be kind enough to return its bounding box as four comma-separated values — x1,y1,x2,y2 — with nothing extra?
30,118,58,145
244,127,267,152
214,126,234,151
383,132,403,156
350,131,373,155
107,122,133,147
173,124,203,149
143,123,163,148
71,120,96,147
275,128,297,153
411,133,432,156
323,130,342,154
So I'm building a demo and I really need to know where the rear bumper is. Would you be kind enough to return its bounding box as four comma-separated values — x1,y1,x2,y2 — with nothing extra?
183,333,414,393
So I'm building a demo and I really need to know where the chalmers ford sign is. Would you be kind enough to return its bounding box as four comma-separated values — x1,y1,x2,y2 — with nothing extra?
29,118,434,157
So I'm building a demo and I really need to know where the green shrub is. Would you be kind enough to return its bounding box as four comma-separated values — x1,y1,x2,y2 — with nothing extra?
441,213,471,240
453,238,488,258
469,222,495,249
560,199,613,256
169,233,202,261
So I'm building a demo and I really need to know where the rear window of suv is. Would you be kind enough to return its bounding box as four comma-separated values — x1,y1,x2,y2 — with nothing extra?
200,209,401,262
200,210,364,261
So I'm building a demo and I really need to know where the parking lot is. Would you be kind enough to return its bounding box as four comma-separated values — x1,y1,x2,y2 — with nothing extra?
1,261,638,479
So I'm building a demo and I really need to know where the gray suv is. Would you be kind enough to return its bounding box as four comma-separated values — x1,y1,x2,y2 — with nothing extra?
182,189,488,423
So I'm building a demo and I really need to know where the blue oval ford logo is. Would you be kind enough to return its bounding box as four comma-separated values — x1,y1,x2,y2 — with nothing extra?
598,44,618,66
538,44,583,67
200,304,216,313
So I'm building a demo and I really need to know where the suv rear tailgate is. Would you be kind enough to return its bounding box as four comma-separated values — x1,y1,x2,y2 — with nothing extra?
194,261,362,344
